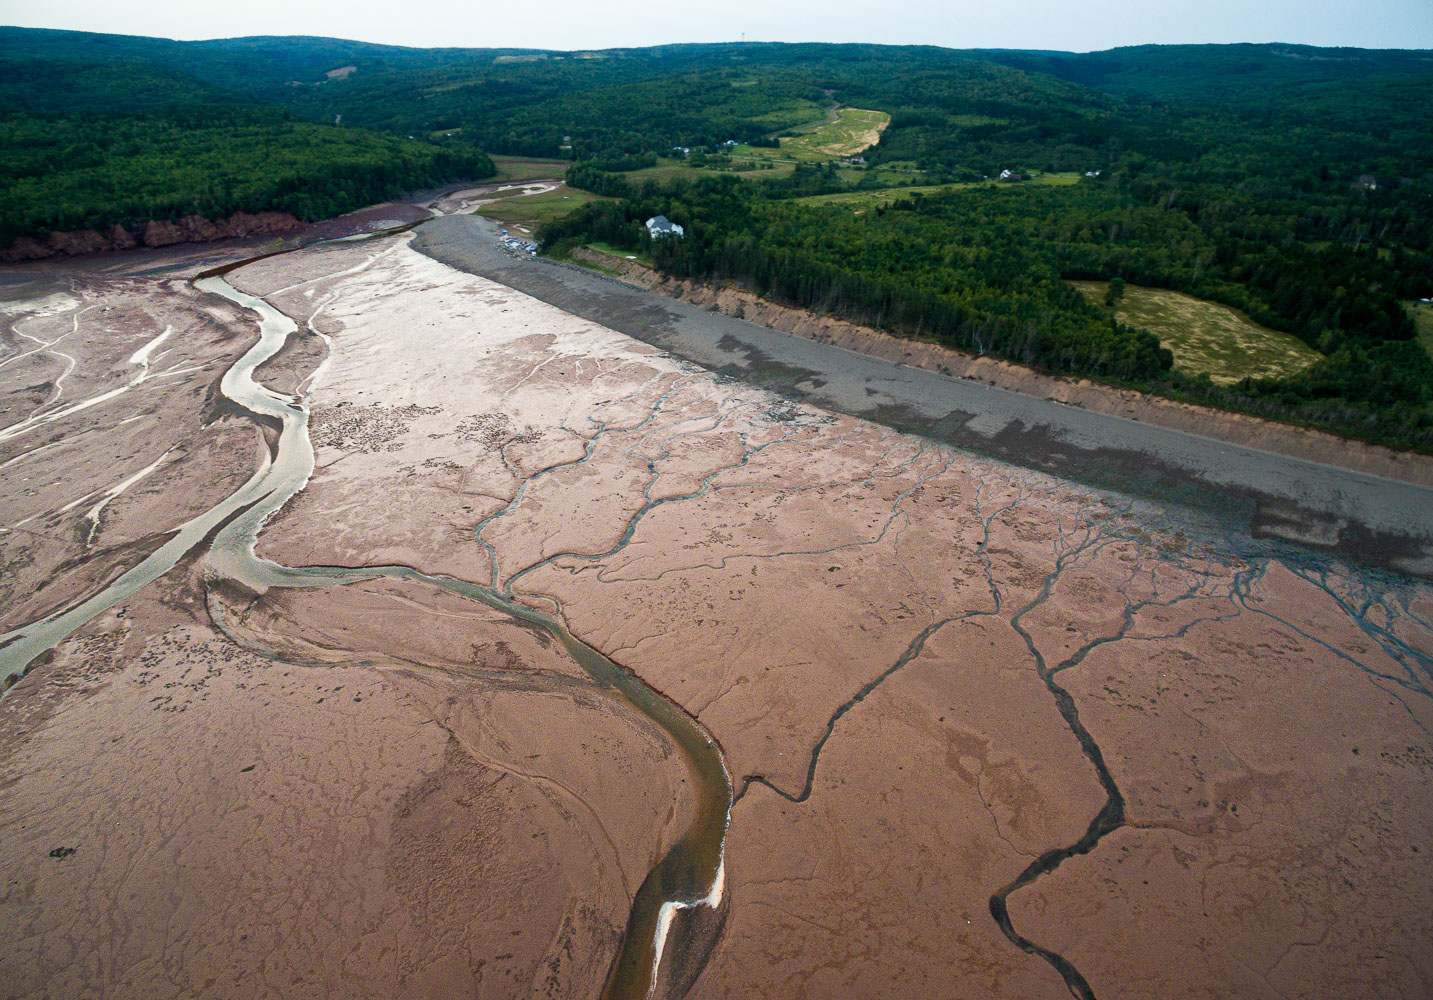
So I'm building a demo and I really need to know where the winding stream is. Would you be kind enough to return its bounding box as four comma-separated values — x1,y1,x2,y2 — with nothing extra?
0,236,733,1000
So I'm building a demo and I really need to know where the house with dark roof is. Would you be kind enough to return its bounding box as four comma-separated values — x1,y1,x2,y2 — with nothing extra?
646,215,685,238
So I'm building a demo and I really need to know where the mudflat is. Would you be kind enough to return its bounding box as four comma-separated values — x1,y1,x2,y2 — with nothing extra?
414,214,1433,576
0,221,1429,999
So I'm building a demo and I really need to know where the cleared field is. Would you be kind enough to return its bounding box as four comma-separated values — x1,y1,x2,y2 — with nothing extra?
786,107,891,157
490,155,571,182
1073,281,1323,383
733,107,892,163
623,157,797,184
475,184,607,228
581,155,914,190
1411,301,1433,361
796,173,1082,210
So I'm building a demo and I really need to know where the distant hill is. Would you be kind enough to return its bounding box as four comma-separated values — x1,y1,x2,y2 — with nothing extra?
988,43,1433,103
0,27,1429,448
0,27,495,251
3,28,1428,240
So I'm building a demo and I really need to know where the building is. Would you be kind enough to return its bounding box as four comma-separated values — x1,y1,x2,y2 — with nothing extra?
646,215,685,238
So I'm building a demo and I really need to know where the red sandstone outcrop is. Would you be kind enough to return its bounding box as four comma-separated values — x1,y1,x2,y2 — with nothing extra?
2,211,301,262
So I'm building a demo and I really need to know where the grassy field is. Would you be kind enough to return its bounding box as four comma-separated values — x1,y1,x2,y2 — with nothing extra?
561,250,623,277
475,184,607,229
795,173,1082,210
731,107,892,163
1072,281,1323,383
563,242,656,274
585,241,653,266
1410,301,1433,361
569,153,917,190
490,155,571,182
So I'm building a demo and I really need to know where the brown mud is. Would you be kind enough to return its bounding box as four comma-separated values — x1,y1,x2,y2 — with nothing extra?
1,220,1430,1000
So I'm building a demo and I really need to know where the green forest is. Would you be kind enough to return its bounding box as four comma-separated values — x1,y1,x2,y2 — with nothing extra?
0,111,493,243
1,27,1430,449
544,164,1432,450
0,47,495,244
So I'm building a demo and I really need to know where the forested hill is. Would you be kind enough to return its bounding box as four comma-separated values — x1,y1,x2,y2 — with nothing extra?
6,30,1429,173
2,27,1431,449
988,44,1433,103
0,29,495,251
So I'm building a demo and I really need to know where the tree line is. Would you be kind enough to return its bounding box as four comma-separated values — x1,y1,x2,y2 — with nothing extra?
547,169,1433,451
0,109,494,244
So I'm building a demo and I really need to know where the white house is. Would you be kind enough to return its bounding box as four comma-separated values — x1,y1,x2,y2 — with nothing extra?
646,215,685,238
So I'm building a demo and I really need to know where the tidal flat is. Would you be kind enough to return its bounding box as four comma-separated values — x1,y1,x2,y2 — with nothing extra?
0,226,1430,1000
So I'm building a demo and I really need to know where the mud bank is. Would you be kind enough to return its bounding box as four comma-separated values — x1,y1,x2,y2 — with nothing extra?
1,232,730,1000
0,272,267,633
0,195,455,274
0,178,550,266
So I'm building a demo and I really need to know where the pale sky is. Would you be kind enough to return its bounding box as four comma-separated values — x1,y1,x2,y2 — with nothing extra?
2,0,1431,52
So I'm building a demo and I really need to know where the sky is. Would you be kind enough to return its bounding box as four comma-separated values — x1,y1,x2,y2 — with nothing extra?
2,0,1431,52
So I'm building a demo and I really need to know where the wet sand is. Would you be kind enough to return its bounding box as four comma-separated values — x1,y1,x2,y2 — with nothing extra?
1,221,1430,999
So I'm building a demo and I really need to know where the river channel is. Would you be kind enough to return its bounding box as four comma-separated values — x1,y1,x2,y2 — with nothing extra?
0,235,733,1000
